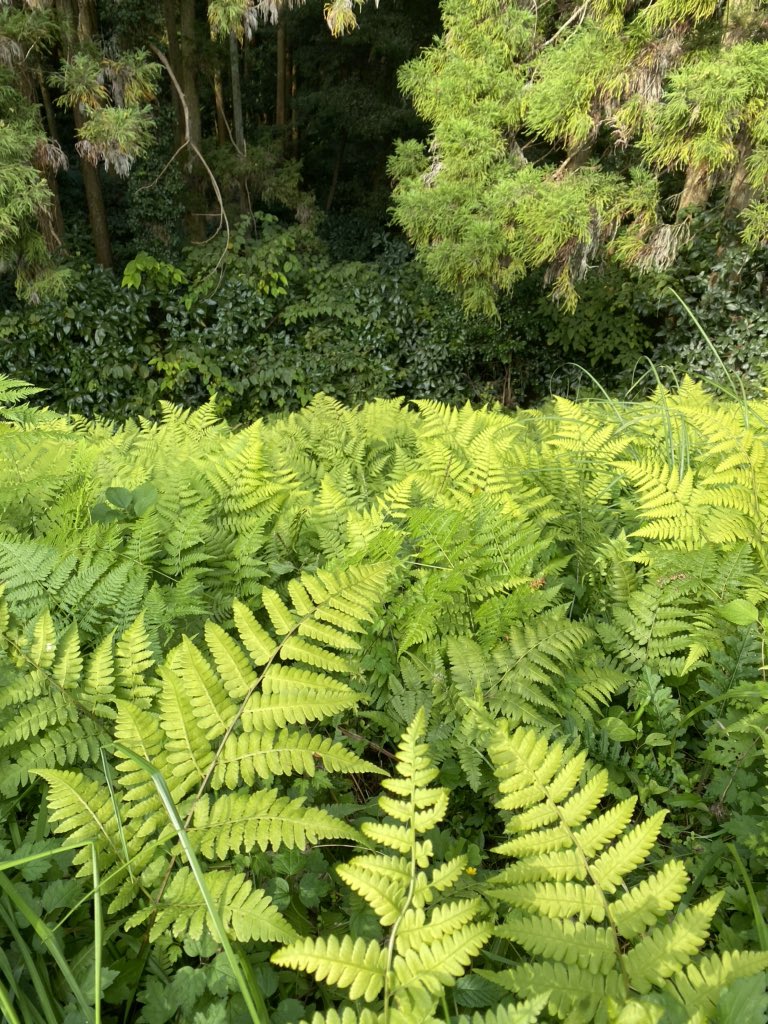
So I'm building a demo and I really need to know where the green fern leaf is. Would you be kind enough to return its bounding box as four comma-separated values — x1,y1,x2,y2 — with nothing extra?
159,662,213,788
29,608,57,670
80,630,116,718
175,637,237,740
300,1009,381,1024
232,599,276,665
52,623,83,690
34,768,122,868
609,861,690,940
243,676,358,731
487,961,623,1018
262,587,298,635
623,895,722,993
456,994,548,1024
191,790,359,857
272,935,388,1001
667,951,768,1017
204,620,259,699
115,611,156,705
129,867,297,944
497,913,616,973
396,899,486,954
589,813,667,894
393,922,493,994
212,728,382,788
336,855,410,926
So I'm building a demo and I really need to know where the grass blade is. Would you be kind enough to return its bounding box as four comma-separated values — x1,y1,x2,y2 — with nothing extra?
92,844,103,1024
0,898,60,1024
730,843,768,951
112,741,269,1024
0,974,23,1024
0,872,93,1023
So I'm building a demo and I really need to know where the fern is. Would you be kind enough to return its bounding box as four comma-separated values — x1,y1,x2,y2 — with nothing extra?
481,724,768,1020
273,708,493,1021
29,561,391,947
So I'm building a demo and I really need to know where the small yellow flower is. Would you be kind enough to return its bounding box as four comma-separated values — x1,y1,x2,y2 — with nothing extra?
465,866,477,876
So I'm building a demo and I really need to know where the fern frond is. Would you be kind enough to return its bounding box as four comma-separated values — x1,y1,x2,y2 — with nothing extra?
395,899,488,954
272,936,388,1001
34,768,125,874
496,913,616,973
191,790,359,857
392,922,493,994
609,860,690,940
487,961,622,1019
623,895,721,993
483,723,747,1015
456,994,548,1024
115,611,156,705
212,728,383,788
128,867,297,944
667,950,768,1016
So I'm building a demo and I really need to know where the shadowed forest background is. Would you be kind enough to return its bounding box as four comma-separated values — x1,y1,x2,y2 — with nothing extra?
2,0,768,418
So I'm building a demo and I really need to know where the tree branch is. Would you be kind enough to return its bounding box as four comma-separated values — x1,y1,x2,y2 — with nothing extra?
149,43,230,253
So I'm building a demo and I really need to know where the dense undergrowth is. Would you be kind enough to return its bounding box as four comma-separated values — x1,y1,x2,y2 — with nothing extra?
2,376,768,1023
3,214,767,423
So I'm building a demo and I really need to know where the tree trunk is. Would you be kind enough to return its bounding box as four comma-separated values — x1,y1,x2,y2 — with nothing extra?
326,129,347,212
178,0,205,240
726,135,753,216
229,32,249,213
55,0,113,266
162,0,186,147
276,19,287,128
229,32,245,153
677,162,711,217
290,52,298,158
214,69,229,145
73,105,113,266
37,76,66,247
178,0,202,152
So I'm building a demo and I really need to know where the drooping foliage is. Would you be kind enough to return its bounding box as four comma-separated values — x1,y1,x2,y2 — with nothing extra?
390,0,768,313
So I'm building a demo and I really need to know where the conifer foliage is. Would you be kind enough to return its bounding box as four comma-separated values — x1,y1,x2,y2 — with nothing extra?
390,0,768,313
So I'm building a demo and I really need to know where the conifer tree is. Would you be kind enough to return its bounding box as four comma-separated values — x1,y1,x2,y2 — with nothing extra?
389,0,768,314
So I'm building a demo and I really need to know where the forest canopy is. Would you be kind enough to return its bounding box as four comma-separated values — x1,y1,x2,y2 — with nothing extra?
391,0,768,313
2,0,767,312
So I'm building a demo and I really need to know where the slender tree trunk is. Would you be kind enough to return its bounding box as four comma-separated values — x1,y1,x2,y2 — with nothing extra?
178,0,205,239
677,163,711,216
74,107,113,265
29,75,66,249
290,52,298,158
726,135,753,215
326,129,347,212
56,0,113,266
229,32,249,213
37,78,66,247
214,69,229,145
229,32,245,153
276,19,287,128
38,75,60,143
178,0,202,152
163,0,186,146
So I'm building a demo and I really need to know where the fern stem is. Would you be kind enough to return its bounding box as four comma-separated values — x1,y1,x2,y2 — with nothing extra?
382,726,420,1024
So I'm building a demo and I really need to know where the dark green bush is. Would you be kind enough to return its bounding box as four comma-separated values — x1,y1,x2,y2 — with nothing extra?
0,218,514,420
